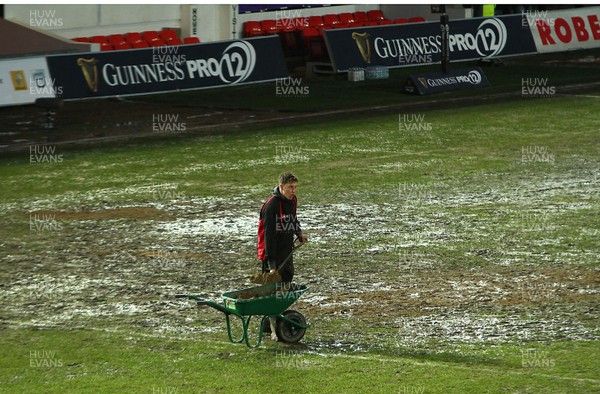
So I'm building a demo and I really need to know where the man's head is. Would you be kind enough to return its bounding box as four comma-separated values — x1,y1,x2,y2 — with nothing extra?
279,172,298,200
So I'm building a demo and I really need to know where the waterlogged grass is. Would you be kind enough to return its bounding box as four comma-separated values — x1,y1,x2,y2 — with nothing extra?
1,95,599,392
1,329,599,394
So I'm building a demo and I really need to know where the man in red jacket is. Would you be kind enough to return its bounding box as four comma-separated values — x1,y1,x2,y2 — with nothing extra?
258,172,308,341
258,172,308,284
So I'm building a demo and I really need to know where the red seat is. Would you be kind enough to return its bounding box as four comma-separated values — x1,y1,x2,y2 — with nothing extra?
142,30,160,44
243,21,263,37
303,28,325,59
72,37,90,43
353,12,368,23
294,17,309,30
338,13,354,25
183,37,201,44
125,32,143,45
334,23,350,29
159,29,179,42
133,41,149,48
90,35,109,44
108,34,125,45
365,21,379,26
367,10,385,21
100,43,113,51
408,16,426,23
113,42,132,50
379,19,393,25
166,38,183,46
277,19,296,32
261,19,280,34
148,39,165,47
308,16,324,28
394,18,408,24
323,14,340,27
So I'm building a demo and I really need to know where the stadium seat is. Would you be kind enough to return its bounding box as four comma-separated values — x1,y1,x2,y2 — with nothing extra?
159,29,179,42
353,12,368,24
338,13,354,25
323,14,340,27
166,38,183,45
277,19,297,32
100,43,113,51
72,37,90,43
294,17,309,30
394,18,408,24
367,10,385,21
133,41,149,48
142,30,160,44
365,21,379,26
408,16,426,23
379,19,393,25
125,32,143,45
261,19,280,34
308,16,325,29
90,35,109,44
148,39,165,47
183,37,201,44
113,42,132,50
108,34,125,45
243,21,263,37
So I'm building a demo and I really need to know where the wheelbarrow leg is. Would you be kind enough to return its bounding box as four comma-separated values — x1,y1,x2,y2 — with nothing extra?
225,313,245,344
240,315,269,348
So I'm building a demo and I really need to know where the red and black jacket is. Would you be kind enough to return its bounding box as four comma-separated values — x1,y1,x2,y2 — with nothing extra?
257,186,302,268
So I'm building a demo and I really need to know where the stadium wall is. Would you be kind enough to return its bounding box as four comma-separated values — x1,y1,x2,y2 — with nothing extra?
5,4,181,39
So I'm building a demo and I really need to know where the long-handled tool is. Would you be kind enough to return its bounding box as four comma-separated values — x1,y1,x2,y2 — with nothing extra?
250,238,305,285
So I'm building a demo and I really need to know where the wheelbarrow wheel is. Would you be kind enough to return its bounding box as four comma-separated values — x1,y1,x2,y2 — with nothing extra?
276,310,306,344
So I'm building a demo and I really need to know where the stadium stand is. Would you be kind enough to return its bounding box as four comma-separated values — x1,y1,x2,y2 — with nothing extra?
71,29,200,50
239,9,426,60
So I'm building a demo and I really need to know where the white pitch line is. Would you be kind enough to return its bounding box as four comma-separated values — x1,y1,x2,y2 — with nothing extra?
309,351,600,385
556,94,600,99
6,321,599,385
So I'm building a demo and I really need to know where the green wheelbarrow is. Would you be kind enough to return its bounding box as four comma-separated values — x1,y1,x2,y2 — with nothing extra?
176,282,310,348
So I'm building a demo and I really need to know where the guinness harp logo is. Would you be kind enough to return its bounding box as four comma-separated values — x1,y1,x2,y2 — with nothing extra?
352,32,371,64
77,58,99,92
417,77,429,88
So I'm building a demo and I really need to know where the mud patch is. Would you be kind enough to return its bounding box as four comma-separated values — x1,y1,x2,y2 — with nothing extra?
29,207,176,221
